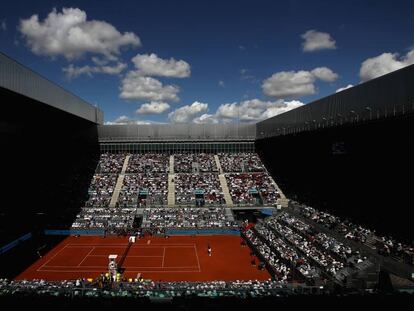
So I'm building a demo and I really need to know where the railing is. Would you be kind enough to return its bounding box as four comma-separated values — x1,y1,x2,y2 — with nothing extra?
0,232,32,254
165,228,240,236
44,229,105,236
0,281,329,299
257,103,414,139
99,137,256,142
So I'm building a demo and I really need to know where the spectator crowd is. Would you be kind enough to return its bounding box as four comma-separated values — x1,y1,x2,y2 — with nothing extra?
0,278,313,299
296,204,414,266
218,152,266,172
127,153,169,174
241,211,373,285
174,153,218,173
84,174,117,207
72,152,281,232
96,153,125,173
175,173,224,206
226,173,279,206
142,208,236,229
118,173,168,207
72,208,137,233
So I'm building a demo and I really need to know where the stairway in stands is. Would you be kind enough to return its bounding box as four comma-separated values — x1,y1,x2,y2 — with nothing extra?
167,155,175,206
214,155,223,174
213,154,234,206
365,235,378,250
268,175,289,207
225,208,235,221
109,155,130,208
218,174,233,207
364,236,403,262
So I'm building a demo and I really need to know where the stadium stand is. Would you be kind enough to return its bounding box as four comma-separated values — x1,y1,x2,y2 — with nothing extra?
118,173,168,207
71,152,279,231
126,153,169,173
295,203,414,266
4,52,414,308
226,172,279,206
141,208,236,229
218,152,266,172
175,173,224,206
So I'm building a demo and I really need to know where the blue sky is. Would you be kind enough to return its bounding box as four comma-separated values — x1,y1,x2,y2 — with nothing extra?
1,0,414,124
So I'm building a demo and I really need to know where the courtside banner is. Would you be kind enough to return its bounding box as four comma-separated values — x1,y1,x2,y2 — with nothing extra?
44,229,105,236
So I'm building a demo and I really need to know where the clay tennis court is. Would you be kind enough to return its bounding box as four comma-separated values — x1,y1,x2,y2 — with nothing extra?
16,235,271,281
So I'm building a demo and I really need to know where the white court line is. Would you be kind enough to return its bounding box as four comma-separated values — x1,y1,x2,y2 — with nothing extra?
193,245,201,272
162,247,165,267
77,247,95,267
37,245,68,272
66,243,195,246
133,246,195,248
88,255,164,258
66,246,127,248
66,245,194,248
39,265,198,269
36,269,200,273
39,243,199,271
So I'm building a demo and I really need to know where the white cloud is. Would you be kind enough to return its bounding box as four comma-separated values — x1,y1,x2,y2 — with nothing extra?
262,71,315,98
240,68,256,82
104,115,153,125
192,114,219,124
301,30,336,52
131,53,190,78
259,100,305,119
311,67,339,82
120,72,180,102
168,101,208,123
136,101,170,114
166,98,304,124
335,84,354,93
99,62,127,75
262,67,338,98
19,7,140,60
63,62,127,78
91,56,110,66
0,19,6,31
215,99,304,122
105,115,167,125
218,80,225,87
359,50,414,82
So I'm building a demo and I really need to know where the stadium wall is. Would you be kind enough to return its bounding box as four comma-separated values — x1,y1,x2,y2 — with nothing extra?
256,64,414,138
256,65,414,240
0,52,103,124
0,86,100,277
98,123,256,141
0,86,100,244
0,53,103,250
256,74,414,240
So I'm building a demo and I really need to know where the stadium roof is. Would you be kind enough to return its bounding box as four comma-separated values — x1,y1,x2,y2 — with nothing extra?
0,52,103,124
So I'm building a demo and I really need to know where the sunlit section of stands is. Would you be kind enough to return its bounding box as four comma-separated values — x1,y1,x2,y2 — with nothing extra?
168,174,176,207
109,174,125,208
118,173,168,208
121,154,130,174
168,155,175,206
71,152,284,231
214,155,223,174
267,175,288,207
225,172,279,207
141,208,237,229
219,174,234,207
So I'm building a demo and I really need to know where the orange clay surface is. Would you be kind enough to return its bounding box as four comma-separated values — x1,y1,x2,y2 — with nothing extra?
16,235,271,282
